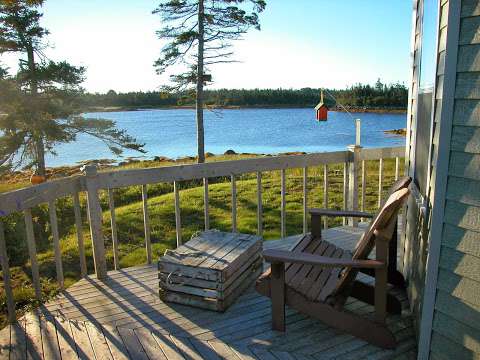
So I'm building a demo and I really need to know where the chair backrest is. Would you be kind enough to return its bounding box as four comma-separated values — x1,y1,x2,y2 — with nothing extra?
387,176,412,197
352,187,410,260
352,176,411,254
332,187,410,299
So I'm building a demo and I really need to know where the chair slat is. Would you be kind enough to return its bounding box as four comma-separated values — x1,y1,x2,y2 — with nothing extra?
289,241,329,289
317,250,351,302
286,239,323,285
305,244,338,301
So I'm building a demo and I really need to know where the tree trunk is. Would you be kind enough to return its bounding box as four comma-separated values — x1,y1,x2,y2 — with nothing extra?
25,42,46,176
35,138,46,176
196,0,205,164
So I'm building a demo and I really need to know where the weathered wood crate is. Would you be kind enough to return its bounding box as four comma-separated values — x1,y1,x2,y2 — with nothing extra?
158,230,263,312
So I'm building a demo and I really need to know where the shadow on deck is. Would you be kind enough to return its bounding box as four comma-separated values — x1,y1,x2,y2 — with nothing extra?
0,225,417,359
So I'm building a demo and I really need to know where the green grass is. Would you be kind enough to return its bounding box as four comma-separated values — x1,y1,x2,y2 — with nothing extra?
0,155,402,327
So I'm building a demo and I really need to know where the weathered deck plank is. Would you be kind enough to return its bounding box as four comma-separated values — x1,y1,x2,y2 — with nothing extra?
2,226,416,359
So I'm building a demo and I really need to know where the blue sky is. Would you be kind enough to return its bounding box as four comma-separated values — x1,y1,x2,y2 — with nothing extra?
2,0,413,93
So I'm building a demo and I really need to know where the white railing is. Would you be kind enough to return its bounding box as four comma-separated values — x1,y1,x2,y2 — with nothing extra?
0,145,404,323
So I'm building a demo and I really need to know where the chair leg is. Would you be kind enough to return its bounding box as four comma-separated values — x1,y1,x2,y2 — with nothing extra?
271,262,285,331
375,240,388,324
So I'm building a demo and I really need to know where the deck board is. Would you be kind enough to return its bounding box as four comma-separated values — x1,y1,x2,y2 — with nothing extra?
2,224,416,359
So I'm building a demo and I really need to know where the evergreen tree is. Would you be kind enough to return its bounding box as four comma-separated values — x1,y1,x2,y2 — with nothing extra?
153,0,266,163
0,0,144,175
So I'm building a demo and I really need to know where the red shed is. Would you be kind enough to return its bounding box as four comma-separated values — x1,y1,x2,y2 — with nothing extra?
315,91,328,121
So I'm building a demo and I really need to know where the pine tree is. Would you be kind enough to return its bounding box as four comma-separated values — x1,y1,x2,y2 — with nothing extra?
153,0,266,163
0,0,144,175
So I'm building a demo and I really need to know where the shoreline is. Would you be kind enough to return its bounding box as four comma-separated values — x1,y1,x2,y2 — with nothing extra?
84,105,407,114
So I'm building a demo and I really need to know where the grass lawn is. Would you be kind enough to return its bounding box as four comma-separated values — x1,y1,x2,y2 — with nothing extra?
0,154,403,327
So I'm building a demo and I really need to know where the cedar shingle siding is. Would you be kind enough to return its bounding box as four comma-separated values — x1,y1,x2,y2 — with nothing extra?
430,0,480,358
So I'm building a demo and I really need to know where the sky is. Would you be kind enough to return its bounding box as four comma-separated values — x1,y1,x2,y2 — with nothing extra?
2,0,413,93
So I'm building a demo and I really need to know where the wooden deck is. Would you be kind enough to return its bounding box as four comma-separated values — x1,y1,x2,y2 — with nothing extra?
0,225,417,359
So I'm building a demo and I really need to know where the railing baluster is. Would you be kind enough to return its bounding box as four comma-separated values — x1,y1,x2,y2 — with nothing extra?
343,162,349,226
361,160,367,222
231,174,237,232
142,185,152,264
24,209,42,300
395,157,400,181
302,167,308,235
257,172,263,236
108,189,120,270
323,164,328,229
203,178,209,231
73,192,87,277
48,200,64,288
281,169,286,238
0,220,16,323
378,158,384,208
174,181,182,247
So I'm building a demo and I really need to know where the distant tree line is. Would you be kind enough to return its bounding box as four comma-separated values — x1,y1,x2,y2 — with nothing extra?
80,80,408,110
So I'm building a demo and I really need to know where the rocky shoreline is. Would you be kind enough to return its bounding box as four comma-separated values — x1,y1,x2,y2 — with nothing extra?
384,128,407,136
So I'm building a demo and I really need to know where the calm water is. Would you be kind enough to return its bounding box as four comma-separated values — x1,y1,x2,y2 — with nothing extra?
46,108,406,167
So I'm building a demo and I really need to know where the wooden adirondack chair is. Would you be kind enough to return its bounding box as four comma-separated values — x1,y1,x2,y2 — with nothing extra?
309,176,412,288
256,187,410,349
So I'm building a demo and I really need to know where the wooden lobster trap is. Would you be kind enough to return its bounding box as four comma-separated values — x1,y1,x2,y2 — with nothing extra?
158,230,263,312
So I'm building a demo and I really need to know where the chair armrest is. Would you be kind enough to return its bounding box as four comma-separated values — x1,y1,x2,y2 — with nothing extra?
263,249,385,269
309,208,374,218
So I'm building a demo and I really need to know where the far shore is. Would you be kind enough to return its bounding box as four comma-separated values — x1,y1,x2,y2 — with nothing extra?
84,105,407,114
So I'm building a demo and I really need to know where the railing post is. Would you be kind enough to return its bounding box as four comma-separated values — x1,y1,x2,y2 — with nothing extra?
347,145,362,227
48,200,64,288
83,165,107,280
0,220,16,323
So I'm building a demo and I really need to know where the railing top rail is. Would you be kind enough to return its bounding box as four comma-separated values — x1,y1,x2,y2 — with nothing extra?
0,175,85,217
0,146,404,217
95,150,350,189
358,146,404,161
